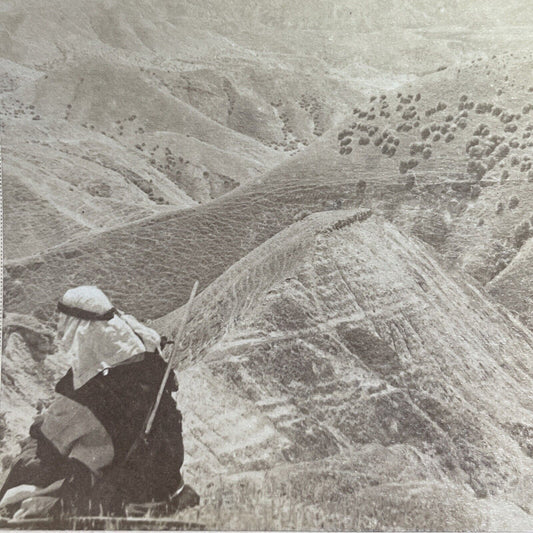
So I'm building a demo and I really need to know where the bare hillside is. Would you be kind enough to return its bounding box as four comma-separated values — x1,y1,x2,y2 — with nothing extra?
156,211,533,529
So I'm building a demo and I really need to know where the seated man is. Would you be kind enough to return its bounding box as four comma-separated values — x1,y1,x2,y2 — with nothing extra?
0,286,199,519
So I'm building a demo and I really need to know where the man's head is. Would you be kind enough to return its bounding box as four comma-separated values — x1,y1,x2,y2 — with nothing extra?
56,286,160,389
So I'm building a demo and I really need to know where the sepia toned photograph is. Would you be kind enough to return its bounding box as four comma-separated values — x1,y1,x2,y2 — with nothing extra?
1,0,533,530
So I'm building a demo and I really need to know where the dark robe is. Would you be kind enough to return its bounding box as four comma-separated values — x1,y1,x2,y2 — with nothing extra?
1,352,184,515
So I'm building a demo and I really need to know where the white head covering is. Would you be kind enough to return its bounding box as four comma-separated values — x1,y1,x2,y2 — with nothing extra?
57,286,161,389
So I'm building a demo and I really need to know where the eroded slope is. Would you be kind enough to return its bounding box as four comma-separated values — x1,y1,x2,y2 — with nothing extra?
156,211,533,529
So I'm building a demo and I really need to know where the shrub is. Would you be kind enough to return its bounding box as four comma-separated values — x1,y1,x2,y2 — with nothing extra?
340,137,352,146
433,133,441,141
475,102,492,114
445,133,455,143
500,112,513,124
359,136,370,145
345,146,353,154
467,160,487,179
496,201,504,214
374,136,383,146
410,142,425,155
495,143,510,159
399,159,418,174
470,184,481,199
421,127,431,140
405,174,416,190
509,195,520,209
457,118,467,129
437,102,447,111
514,220,531,248
504,124,517,133
468,146,484,158
356,180,367,194
422,147,432,159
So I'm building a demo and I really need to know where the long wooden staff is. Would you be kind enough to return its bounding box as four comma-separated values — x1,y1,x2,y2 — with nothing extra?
125,280,199,462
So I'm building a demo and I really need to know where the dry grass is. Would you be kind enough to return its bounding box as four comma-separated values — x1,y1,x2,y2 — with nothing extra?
175,475,486,531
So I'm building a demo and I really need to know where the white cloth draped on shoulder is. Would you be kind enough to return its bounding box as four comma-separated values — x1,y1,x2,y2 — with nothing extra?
57,286,161,389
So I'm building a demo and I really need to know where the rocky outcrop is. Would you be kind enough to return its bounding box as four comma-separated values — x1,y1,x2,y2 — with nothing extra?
1,313,66,460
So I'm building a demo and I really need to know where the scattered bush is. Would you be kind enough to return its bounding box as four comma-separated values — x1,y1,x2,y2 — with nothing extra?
473,124,490,137
500,112,514,124
495,143,510,160
338,129,353,140
475,102,493,114
467,160,487,179
410,142,425,155
514,220,531,248
421,127,431,140
468,145,484,158
356,180,367,194
399,159,418,174
509,196,520,209
470,184,481,199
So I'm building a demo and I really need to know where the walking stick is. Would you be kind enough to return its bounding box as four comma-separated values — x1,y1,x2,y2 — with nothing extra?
125,280,199,462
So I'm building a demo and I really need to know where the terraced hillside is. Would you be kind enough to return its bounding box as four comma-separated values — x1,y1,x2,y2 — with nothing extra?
159,211,533,529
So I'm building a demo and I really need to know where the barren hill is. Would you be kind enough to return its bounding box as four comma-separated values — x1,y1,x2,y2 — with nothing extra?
157,211,533,529
5,50,533,324
5,211,533,529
